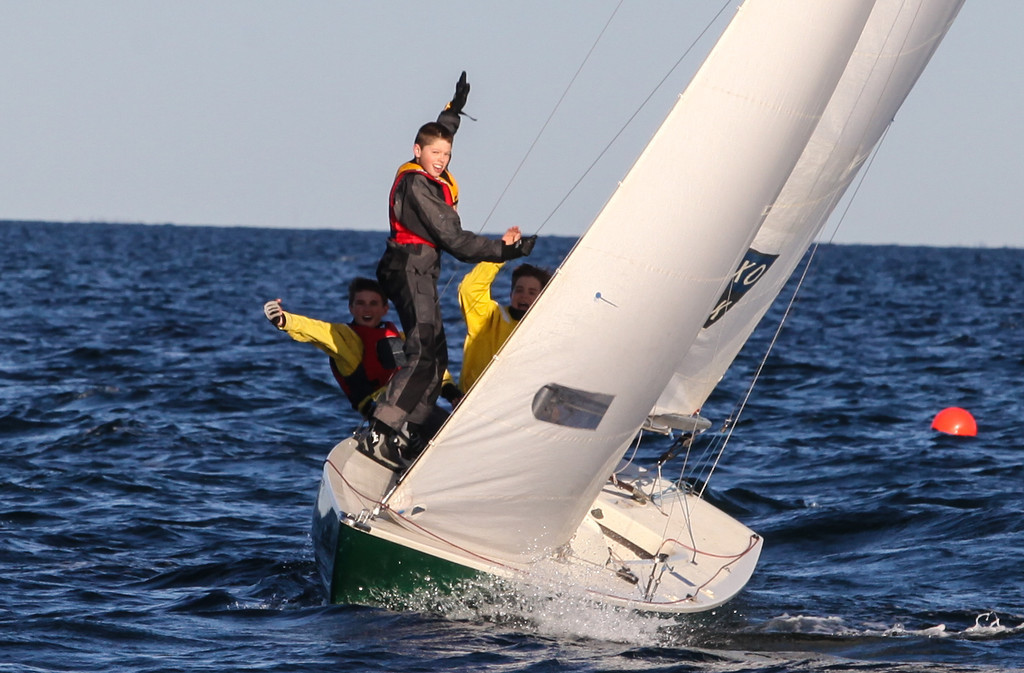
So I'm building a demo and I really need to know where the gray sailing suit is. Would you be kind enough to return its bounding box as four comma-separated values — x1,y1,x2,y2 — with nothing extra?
372,109,519,430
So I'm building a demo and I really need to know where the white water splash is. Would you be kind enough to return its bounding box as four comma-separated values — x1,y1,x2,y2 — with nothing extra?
390,569,675,646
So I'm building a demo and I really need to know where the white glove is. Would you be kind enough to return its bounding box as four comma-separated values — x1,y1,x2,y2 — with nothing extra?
264,299,286,328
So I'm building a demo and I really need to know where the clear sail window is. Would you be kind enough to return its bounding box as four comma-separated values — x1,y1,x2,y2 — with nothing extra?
532,384,614,430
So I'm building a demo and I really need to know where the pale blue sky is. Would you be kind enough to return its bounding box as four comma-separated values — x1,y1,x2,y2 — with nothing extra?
1,1,1019,247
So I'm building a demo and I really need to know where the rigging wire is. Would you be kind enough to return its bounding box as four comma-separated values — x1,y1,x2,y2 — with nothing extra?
529,1,734,237
613,428,644,476
437,1,623,304
476,0,625,235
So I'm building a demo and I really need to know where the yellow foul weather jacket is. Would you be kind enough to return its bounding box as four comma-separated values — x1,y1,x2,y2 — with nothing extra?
457,261,519,392
276,310,454,416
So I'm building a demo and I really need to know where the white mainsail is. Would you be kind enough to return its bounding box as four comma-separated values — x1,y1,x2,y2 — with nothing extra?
386,0,877,564
651,0,964,419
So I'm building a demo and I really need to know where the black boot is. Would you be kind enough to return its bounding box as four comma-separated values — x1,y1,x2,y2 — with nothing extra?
401,426,426,461
355,420,408,470
402,408,447,461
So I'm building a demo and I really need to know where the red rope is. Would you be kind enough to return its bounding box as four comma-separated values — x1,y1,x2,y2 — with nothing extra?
325,457,523,573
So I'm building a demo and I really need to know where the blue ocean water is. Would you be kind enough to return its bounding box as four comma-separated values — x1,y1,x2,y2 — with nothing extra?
2,220,1022,672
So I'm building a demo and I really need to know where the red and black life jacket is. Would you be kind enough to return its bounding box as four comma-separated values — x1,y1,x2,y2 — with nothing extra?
330,321,401,413
388,161,459,246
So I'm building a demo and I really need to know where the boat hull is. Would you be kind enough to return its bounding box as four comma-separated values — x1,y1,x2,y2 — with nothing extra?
312,438,762,613
313,481,481,607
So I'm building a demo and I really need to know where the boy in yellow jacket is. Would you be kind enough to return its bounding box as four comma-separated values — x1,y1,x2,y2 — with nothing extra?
454,262,551,397
263,277,455,420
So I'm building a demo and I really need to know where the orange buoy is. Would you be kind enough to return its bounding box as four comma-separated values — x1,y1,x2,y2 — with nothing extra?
931,407,977,436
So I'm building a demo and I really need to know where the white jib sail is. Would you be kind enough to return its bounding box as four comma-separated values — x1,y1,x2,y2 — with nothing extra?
387,0,876,564
652,0,964,419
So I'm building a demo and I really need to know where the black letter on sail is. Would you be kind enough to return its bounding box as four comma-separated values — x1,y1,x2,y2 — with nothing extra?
703,248,778,328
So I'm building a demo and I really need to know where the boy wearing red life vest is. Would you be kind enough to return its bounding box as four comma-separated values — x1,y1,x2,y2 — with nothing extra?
263,278,455,421
363,71,535,465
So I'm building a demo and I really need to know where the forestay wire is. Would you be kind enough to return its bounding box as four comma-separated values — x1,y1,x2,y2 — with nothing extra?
437,0,625,304
475,0,625,235
519,1,734,238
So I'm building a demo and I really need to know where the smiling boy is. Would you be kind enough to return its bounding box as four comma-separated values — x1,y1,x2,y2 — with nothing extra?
264,278,447,420
455,262,552,395
361,71,536,464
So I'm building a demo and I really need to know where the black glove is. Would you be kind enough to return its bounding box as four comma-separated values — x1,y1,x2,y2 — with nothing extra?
449,71,470,115
441,382,464,406
501,235,537,261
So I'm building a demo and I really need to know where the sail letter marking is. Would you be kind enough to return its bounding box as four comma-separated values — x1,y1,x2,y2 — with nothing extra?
703,248,779,328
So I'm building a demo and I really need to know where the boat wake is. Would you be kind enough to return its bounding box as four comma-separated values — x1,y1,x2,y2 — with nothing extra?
743,610,1024,642
658,608,1024,664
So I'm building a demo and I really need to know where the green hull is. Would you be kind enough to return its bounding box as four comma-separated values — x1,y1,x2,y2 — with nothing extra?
312,495,481,608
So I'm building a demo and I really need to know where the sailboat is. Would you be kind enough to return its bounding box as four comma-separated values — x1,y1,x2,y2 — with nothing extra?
312,0,962,613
